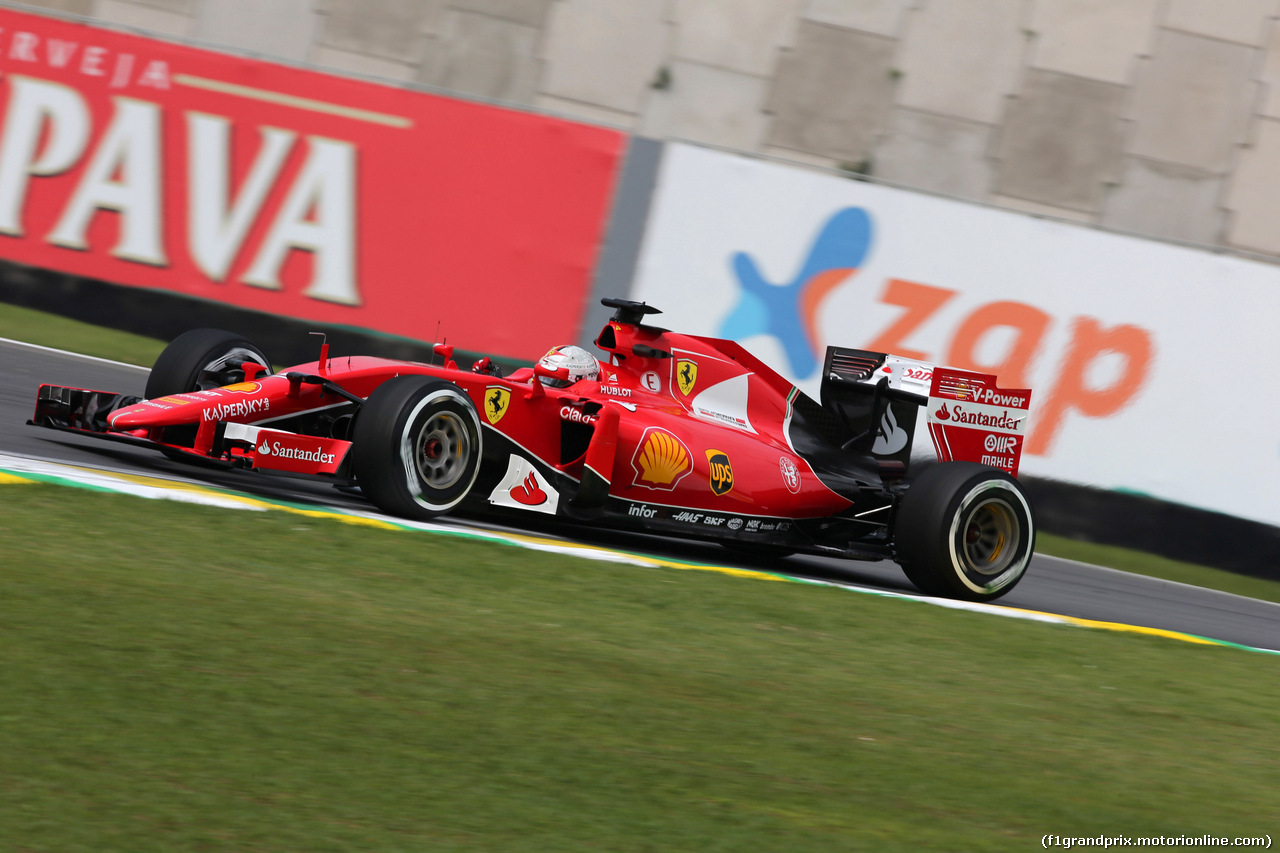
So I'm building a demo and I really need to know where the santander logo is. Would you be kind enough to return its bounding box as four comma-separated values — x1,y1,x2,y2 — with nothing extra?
509,472,548,506
871,406,909,455
257,439,335,465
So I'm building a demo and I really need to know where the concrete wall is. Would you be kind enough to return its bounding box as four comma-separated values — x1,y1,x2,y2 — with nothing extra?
14,0,1280,261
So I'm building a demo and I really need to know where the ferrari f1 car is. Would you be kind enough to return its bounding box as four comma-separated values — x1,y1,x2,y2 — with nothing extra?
30,298,1036,601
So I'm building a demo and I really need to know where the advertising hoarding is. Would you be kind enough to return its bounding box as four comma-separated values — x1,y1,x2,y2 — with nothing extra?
632,144,1280,528
0,8,625,360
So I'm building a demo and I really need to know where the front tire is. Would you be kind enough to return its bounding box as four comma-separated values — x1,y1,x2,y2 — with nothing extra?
145,329,271,459
145,328,271,398
353,377,482,520
894,462,1035,602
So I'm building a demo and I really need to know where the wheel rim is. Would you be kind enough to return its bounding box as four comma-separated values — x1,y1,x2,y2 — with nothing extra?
959,497,1020,576
196,347,269,390
412,411,471,490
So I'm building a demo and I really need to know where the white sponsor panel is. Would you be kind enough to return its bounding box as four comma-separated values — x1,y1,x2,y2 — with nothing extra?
688,373,756,434
928,399,1028,435
222,422,344,469
632,143,1280,527
487,455,560,515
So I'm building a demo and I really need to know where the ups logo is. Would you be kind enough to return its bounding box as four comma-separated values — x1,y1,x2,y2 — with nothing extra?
705,449,733,496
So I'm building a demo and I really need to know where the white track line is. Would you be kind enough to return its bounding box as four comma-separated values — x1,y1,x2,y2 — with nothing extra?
1,337,150,370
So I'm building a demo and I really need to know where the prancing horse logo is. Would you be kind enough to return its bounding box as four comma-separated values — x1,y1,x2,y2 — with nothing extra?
485,386,511,425
676,359,698,396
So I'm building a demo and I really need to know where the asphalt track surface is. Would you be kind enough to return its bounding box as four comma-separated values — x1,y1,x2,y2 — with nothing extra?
5,337,1280,653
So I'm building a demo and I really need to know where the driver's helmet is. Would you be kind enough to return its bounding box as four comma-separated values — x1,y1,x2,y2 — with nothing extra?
538,345,599,388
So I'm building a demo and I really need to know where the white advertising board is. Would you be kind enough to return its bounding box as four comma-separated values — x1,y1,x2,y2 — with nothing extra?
632,143,1280,528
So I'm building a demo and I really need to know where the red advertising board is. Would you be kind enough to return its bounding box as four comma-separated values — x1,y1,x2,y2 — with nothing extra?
0,8,625,359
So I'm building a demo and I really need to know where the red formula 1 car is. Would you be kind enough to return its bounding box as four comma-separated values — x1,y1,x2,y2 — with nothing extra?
31,298,1036,601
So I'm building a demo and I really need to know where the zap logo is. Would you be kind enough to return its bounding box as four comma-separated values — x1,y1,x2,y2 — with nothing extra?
720,207,872,380
631,427,693,490
484,386,510,425
676,359,698,396
705,449,734,496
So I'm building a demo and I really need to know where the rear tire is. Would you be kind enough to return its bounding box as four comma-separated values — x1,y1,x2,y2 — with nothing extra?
353,376,482,520
145,329,271,398
894,462,1035,601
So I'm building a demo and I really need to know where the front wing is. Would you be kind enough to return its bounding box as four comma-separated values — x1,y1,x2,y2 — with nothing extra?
31,384,353,478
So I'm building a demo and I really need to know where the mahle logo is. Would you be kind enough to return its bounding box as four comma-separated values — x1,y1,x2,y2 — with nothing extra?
720,207,873,379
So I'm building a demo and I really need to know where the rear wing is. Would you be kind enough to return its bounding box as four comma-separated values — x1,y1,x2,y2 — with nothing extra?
819,347,932,466
926,368,1032,478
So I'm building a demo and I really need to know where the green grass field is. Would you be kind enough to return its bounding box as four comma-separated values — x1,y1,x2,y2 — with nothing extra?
2,486,1278,851
4,300,1280,849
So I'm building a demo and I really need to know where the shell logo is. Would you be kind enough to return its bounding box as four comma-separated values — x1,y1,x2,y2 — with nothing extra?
630,427,693,490
221,382,262,394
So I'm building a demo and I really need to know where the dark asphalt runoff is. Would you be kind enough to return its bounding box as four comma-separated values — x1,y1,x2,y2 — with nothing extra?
5,337,1279,653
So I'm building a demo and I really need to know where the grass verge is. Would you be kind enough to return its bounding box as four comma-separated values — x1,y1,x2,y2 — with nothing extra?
0,301,166,366
1,485,1278,851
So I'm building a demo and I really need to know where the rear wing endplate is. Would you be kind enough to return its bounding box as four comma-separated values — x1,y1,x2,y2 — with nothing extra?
926,368,1032,478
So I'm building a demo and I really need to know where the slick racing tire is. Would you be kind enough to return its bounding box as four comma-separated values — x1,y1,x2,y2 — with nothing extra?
144,329,272,459
353,377,483,520
894,461,1035,602
145,329,272,398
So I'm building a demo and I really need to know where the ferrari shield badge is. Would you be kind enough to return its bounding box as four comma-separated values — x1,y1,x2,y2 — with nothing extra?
676,359,698,396
484,386,510,425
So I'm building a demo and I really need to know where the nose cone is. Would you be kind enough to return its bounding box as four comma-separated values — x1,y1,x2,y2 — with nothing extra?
107,394,203,429
107,381,272,430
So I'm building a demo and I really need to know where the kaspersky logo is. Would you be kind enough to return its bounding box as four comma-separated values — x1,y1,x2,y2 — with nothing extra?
719,207,873,379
